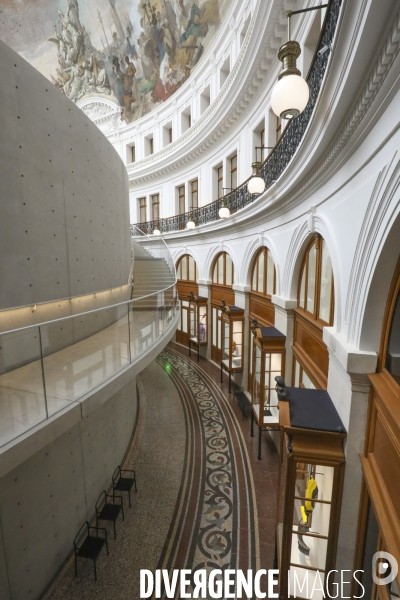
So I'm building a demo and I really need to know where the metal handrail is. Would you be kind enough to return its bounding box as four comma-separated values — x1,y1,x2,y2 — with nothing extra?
0,226,179,448
1,226,176,336
0,282,177,336
131,0,341,235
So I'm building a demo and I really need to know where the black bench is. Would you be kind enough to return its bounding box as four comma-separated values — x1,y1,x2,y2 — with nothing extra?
234,391,252,421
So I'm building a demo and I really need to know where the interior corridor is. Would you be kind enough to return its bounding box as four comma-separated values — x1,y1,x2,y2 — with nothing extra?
43,342,279,599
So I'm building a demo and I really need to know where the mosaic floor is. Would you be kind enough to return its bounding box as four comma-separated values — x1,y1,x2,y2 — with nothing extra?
43,342,279,599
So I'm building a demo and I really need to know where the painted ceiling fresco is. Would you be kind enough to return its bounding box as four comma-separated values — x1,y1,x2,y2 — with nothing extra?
0,0,225,124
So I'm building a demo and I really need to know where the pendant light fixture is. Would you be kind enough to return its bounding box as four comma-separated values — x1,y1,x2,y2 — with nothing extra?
271,5,328,120
219,188,231,219
248,146,274,195
187,209,196,229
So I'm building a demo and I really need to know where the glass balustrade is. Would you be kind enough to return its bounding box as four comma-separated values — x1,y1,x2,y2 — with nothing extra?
0,226,178,448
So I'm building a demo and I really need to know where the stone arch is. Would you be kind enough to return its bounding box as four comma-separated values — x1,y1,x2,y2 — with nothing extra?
205,244,239,284
172,247,201,279
347,157,400,351
283,212,342,328
241,234,282,294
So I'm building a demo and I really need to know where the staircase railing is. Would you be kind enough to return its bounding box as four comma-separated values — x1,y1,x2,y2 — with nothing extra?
131,225,176,283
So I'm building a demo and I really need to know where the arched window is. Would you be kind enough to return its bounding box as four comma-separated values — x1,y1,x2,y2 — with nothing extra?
212,252,234,286
176,254,198,346
292,235,334,389
298,235,334,325
248,247,276,394
177,254,197,282
211,252,235,363
251,247,276,296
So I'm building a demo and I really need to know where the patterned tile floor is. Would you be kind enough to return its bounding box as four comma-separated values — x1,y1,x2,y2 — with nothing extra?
43,341,279,599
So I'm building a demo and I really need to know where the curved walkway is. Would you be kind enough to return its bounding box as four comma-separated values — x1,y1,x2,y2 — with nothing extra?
44,344,278,599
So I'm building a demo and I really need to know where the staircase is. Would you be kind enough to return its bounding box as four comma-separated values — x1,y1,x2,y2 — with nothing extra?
131,239,175,305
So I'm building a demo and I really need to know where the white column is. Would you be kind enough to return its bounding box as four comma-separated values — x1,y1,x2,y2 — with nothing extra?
233,284,251,390
197,279,212,360
323,328,377,576
271,295,297,385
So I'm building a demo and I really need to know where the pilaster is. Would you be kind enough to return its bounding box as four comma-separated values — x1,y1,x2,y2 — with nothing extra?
233,285,250,390
272,295,297,385
197,279,212,360
323,328,377,577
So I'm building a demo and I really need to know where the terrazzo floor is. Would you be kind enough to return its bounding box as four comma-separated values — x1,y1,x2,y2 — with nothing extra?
43,341,279,599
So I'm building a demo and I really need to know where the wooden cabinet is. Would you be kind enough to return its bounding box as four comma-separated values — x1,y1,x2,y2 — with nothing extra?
277,386,346,599
220,301,244,392
188,292,208,361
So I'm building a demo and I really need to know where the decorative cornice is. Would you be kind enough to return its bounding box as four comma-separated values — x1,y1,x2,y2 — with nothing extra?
145,3,399,244
78,98,122,131
124,0,295,183
323,327,377,375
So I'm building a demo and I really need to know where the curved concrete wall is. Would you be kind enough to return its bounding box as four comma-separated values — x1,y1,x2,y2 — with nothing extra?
0,377,138,600
0,39,131,311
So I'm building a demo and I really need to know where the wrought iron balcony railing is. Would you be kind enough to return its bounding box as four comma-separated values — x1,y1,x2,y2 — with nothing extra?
131,0,341,237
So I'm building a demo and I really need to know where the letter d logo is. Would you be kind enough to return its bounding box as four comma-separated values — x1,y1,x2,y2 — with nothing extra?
372,551,398,586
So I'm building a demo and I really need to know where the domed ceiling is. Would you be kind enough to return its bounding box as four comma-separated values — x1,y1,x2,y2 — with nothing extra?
0,0,226,124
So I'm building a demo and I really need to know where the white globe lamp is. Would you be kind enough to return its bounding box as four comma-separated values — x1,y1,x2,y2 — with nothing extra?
187,216,196,229
271,41,310,120
271,74,309,119
219,197,230,219
248,162,266,195
153,228,161,236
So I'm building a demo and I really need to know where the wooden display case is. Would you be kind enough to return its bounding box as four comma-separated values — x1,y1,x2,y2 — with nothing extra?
276,383,346,599
188,291,208,361
220,300,244,392
251,320,286,459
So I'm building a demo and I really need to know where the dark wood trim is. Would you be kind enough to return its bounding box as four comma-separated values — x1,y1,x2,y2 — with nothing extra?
296,234,334,327
378,256,400,373
351,478,372,599
293,308,329,389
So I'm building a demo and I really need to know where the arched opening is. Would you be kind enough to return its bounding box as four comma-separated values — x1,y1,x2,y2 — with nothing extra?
293,234,334,389
355,257,400,599
248,246,277,396
175,254,198,346
210,252,235,363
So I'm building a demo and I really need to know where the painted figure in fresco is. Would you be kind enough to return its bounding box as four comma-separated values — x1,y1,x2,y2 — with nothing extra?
63,62,85,100
180,0,203,43
122,56,137,118
50,1,111,101
68,0,81,31
48,0,221,121
137,39,157,80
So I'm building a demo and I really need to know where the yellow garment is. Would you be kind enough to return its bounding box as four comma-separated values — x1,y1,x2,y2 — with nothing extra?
301,505,308,525
304,477,318,513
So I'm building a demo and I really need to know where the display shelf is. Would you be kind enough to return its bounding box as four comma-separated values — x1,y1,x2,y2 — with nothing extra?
250,321,285,458
276,380,346,599
220,300,245,392
188,292,208,361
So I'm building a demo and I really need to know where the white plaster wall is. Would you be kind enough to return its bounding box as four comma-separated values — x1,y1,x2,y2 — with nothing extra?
151,1,400,578
0,377,138,600
0,39,131,311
